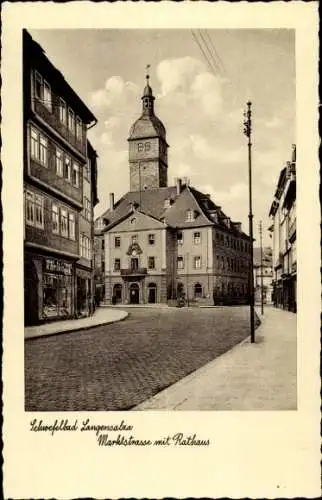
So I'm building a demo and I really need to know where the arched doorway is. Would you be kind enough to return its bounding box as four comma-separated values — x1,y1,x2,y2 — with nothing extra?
194,283,203,298
148,283,157,304
129,282,140,304
113,284,122,304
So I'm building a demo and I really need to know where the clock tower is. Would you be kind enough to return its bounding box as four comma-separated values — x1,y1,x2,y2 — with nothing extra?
128,71,169,191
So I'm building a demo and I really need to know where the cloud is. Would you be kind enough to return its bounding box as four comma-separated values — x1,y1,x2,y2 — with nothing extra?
189,134,244,164
157,56,205,96
264,116,283,129
90,76,139,112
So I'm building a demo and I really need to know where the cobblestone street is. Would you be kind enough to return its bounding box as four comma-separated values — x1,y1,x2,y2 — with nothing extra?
25,306,256,411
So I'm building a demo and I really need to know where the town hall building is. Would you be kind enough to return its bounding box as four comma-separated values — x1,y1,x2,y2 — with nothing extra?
94,74,251,306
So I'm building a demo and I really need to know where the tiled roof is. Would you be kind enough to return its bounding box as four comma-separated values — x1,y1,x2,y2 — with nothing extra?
101,186,178,230
100,184,250,240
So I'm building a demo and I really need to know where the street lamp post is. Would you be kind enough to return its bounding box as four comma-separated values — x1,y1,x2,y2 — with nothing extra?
244,101,255,343
259,220,264,315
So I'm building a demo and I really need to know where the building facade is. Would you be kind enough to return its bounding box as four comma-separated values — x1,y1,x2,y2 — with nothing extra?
269,145,296,313
23,31,98,325
253,247,273,304
94,76,251,306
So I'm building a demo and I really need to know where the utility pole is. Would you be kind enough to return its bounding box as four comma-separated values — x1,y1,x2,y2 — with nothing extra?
243,101,255,343
186,253,189,307
259,220,264,315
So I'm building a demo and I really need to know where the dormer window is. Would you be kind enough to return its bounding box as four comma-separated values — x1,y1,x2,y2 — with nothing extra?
186,209,194,222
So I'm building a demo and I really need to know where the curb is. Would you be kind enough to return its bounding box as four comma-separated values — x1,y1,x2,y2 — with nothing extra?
25,312,129,341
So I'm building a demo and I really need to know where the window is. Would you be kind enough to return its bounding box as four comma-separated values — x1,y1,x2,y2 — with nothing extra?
43,81,52,111
64,155,71,181
177,231,183,245
101,261,105,273
115,236,121,248
80,234,92,260
148,257,155,270
72,162,80,187
55,148,63,177
138,143,144,152
25,191,44,229
30,127,39,160
186,209,194,222
193,231,201,244
131,258,139,270
59,99,67,124
102,239,105,250
68,213,75,240
194,283,203,298
83,197,91,221
145,142,151,152
177,256,184,269
193,256,201,269
84,159,90,180
52,204,59,234
35,71,43,99
76,117,82,141
60,208,68,237
68,108,75,133
25,191,34,225
131,235,138,244
148,233,155,245
39,135,48,166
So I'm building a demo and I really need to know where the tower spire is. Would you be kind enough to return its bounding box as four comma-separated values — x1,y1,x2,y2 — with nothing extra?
142,64,154,115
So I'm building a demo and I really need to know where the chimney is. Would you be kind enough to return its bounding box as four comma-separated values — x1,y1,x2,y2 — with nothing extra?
291,144,296,163
109,192,114,211
176,177,182,195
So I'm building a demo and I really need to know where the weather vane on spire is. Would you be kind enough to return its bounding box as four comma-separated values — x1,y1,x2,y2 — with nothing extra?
146,64,151,84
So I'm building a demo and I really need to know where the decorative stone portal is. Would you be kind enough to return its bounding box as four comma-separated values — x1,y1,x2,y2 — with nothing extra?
129,282,140,304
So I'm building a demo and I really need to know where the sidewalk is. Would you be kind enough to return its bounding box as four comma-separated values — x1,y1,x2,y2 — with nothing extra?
24,307,128,340
134,307,297,411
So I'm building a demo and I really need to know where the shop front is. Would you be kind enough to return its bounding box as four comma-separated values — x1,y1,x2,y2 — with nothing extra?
24,252,75,325
42,257,74,320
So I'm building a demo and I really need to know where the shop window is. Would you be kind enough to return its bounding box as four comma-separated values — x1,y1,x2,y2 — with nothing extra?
177,231,183,245
52,204,59,234
60,208,68,237
148,257,155,270
115,236,121,248
59,98,67,124
148,233,155,245
64,155,71,181
193,231,201,244
177,256,184,269
114,259,121,271
43,81,52,111
72,162,80,187
193,256,201,269
194,283,203,298
55,148,63,177
68,213,75,240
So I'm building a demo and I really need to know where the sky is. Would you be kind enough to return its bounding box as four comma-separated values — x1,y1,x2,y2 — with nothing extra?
30,29,295,246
